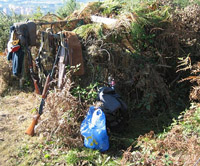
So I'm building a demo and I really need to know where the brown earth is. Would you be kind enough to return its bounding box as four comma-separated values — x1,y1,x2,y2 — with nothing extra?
0,92,40,166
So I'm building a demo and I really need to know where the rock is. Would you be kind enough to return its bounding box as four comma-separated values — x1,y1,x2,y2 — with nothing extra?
0,114,8,121
0,114,7,117
0,127,5,131
18,115,27,122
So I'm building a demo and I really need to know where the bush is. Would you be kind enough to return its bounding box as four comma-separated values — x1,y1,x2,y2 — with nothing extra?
0,56,12,94
0,11,24,52
36,70,87,148
57,0,80,18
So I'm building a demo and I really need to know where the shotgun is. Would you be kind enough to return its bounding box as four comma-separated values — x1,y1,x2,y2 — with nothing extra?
27,48,41,95
35,19,83,26
26,45,61,136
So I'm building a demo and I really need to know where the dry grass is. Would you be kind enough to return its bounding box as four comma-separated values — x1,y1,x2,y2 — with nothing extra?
0,92,41,166
36,73,87,149
0,55,13,95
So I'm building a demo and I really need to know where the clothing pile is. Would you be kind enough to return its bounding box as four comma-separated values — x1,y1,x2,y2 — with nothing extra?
6,21,85,91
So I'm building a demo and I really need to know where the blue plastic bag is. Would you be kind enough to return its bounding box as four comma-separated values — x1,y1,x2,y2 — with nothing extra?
80,106,109,152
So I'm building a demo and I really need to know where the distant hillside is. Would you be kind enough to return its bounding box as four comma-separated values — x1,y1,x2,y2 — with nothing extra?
0,0,100,15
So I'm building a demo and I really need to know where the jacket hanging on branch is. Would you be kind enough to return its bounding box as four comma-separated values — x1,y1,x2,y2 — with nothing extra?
14,21,36,47
63,31,84,76
7,47,24,76
7,21,37,77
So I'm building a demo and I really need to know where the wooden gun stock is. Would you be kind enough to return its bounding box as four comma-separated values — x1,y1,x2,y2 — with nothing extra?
33,79,41,95
25,113,40,136
25,75,50,136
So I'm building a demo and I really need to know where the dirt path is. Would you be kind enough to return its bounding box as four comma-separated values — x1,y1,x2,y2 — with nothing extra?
0,92,40,166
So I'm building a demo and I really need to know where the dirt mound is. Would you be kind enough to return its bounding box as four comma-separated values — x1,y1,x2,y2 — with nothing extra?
32,0,200,147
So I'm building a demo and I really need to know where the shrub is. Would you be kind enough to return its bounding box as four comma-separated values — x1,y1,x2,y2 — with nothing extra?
0,11,25,52
57,0,80,18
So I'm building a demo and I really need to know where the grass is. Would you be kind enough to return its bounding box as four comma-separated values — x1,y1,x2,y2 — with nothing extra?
124,103,200,165
73,23,104,40
12,145,121,166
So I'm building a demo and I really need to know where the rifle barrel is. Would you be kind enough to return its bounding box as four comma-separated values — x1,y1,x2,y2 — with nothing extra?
35,19,83,26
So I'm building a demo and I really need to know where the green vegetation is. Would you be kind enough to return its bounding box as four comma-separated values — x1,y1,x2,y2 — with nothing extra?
172,0,200,7
31,7,43,20
0,12,24,52
57,0,80,18
73,23,104,40
71,82,98,103
130,104,200,165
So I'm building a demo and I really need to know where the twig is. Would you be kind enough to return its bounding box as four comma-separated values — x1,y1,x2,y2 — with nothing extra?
169,73,181,88
101,48,111,61
157,64,172,68
193,157,200,166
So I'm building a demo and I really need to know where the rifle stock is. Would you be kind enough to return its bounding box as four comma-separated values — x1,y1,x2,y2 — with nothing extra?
27,48,41,95
25,76,50,136
25,113,40,136
33,79,41,95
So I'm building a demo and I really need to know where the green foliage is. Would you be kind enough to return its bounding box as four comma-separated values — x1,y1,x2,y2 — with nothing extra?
71,82,98,103
0,12,24,52
181,106,200,136
100,0,122,16
135,104,200,164
44,154,51,159
118,0,156,12
162,104,200,138
57,0,80,18
73,23,104,40
65,150,79,164
31,7,43,20
173,0,200,7
65,148,119,166
133,92,156,112
17,145,30,158
129,4,171,52
161,153,173,166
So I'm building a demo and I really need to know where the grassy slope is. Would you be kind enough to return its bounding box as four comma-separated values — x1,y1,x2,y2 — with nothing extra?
0,91,199,166
122,104,200,165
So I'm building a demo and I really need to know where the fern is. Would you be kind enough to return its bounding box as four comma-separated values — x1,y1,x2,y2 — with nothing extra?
73,23,104,40
56,0,80,18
